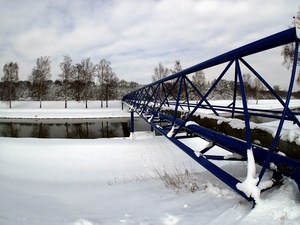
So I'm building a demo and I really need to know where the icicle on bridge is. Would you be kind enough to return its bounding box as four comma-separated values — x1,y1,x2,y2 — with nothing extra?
122,27,300,201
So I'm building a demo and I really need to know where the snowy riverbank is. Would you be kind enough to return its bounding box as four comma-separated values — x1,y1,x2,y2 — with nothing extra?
0,101,130,119
0,100,299,225
0,99,299,119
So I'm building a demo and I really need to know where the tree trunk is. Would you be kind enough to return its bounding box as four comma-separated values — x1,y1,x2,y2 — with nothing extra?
65,97,67,108
85,99,88,108
65,122,69,138
39,98,42,108
105,85,108,108
9,82,12,108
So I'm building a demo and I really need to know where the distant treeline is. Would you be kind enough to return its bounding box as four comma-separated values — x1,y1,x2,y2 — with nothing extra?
0,78,141,104
1,57,142,108
1,58,299,109
1,77,299,106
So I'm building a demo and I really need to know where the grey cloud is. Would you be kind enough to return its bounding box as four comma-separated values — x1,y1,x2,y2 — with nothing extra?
0,0,299,90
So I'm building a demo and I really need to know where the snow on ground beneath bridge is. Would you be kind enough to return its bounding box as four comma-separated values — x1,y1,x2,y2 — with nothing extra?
0,135,299,225
0,100,300,225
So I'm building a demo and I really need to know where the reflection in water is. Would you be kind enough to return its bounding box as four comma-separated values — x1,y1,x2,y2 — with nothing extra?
0,118,151,139
3,108,299,139
31,123,50,138
0,122,20,137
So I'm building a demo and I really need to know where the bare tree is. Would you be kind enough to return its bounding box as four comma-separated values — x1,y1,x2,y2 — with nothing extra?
168,60,183,97
192,70,206,93
128,81,139,91
71,64,84,102
152,62,169,82
242,73,252,98
59,55,75,108
29,56,51,108
273,85,281,92
170,60,182,74
281,7,300,85
253,77,264,104
282,44,300,85
96,59,118,107
96,59,109,108
77,58,95,108
104,71,118,107
2,62,19,108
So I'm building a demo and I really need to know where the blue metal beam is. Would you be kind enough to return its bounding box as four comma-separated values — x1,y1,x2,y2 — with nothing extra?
122,27,300,200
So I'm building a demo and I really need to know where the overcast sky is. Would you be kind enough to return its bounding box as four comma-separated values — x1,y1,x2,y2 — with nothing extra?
0,0,299,90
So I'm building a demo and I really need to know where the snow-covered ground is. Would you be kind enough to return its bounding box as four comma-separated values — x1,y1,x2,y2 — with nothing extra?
0,101,130,119
0,100,299,225
0,99,299,119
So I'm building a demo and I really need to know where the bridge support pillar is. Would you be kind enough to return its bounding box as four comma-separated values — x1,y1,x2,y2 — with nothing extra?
130,109,134,138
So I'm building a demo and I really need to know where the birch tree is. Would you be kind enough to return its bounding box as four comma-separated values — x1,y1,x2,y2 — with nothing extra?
77,58,95,108
192,70,206,93
281,7,300,85
152,62,169,82
2,62,19,108
170,60,182,74
96,59,118,107
29,56,51,108
59,55,75,108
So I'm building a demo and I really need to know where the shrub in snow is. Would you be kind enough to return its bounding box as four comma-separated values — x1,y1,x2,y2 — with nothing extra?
154,168,201,193
186,179,200,193
156,169,185,191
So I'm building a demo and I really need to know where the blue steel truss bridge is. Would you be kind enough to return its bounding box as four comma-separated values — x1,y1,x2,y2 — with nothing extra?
122,26,300,201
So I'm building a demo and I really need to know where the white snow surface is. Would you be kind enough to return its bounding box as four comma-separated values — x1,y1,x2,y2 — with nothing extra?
0,101,130,119
0,100,300,225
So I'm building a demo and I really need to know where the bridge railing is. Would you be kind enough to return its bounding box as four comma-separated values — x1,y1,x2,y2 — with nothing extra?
122,27,300,200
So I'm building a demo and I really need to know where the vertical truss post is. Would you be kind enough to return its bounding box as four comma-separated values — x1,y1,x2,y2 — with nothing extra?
130,108,135,134
271,40,299,151
171,77,184,128
171,60,234,137
235,58,252,148
258,40,299,182
149,77,180,123
231,63,239,118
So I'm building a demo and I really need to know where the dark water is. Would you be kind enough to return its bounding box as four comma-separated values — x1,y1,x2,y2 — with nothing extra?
1,107,299,139
0,118,152,139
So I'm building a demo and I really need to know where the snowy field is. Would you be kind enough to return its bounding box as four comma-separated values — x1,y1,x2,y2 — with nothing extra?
0,101,130,119
0,100,300,225
0,99,300,119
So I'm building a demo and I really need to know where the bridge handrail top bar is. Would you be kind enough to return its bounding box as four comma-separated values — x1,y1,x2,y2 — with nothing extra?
126,27,297,95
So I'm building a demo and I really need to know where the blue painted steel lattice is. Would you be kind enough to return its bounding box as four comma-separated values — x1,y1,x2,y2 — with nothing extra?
122,27,300,201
